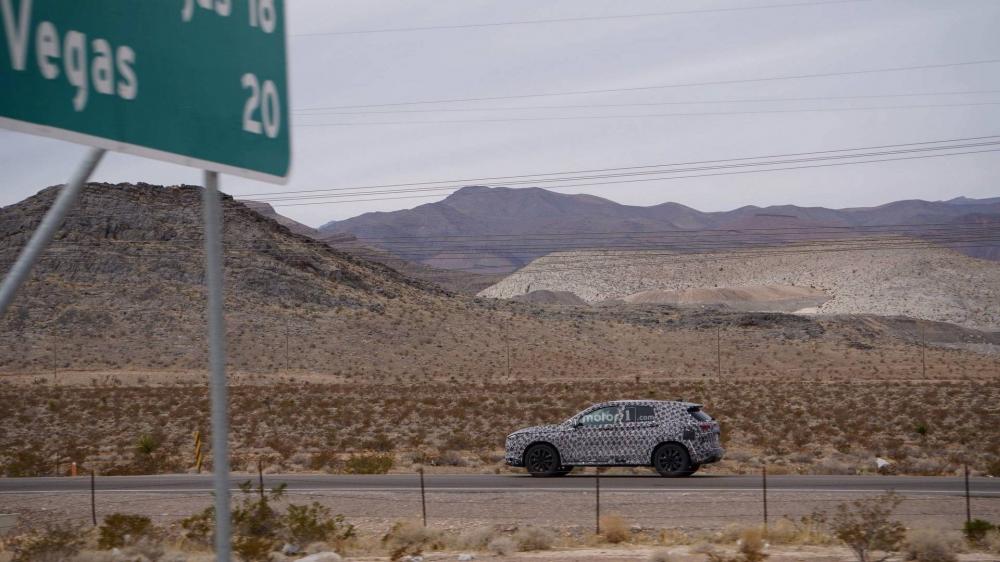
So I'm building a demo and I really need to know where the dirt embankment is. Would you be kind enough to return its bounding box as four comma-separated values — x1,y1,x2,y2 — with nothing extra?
480,244,1000,331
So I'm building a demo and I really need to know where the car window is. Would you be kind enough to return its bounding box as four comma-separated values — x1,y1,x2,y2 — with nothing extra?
623,404,655,423
578,406,620,427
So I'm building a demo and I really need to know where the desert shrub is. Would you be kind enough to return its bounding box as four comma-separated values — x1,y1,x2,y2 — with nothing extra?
283,501,355,547
828,492,905,562
487,535,516,556
963,519,996,545
180,506,215,546
381,520,442,561
132,432,172,474
435,450,467,467
7,524,86,562
232,481,284,537
2,449,50,477
902,529,960,562
179,485,353,557
309,450,343,472
984,530,1000,554
345,453,393,474
98,513,154,549
706,527,768,562
648,549,676,562
363,432,395,452
765,517,833,545
599,514,630,544
120,537,166,561
514,526,554,551
453,526,499,550
232,535,275,562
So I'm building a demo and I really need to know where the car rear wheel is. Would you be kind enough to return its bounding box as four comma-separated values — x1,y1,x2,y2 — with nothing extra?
653,443,692,477
524,444,561,477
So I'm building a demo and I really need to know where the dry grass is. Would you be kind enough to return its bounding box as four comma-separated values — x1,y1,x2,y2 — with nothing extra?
1,376,997,477
903,529,962,562
599,514,631,544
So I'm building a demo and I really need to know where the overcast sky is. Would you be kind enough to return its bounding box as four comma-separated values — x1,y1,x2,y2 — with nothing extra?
2,0,1000,227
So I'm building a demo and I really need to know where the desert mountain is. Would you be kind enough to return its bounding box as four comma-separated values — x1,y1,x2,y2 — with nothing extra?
241,199,501,294
322,186,1000,273
1,182,886,378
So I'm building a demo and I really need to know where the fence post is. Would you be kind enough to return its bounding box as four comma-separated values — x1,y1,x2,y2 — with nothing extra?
964,463,971,524
418,468,427,527
90,470,97,526
258,458,265,501
595,469,601,535
762,465,768,529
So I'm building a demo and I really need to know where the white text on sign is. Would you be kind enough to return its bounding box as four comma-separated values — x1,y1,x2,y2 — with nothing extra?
2,0,137,111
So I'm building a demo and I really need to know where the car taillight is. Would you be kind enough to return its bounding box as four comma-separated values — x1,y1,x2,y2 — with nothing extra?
698,422,713,431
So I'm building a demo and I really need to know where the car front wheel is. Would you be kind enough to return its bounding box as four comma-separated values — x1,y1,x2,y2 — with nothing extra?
653,443,692,477
523,444,561,477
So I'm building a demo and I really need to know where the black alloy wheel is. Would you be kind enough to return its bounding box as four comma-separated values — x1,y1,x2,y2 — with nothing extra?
653,443,692,477
524,444,560,477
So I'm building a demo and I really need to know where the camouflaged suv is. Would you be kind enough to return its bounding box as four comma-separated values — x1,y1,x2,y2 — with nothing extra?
505,400,723,477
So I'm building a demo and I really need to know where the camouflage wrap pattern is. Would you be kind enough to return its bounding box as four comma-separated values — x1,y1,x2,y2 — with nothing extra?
505,400,724,467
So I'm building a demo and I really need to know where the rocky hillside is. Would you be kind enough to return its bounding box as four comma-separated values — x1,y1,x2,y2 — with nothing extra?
480,243,1000,331
322,187,1000,273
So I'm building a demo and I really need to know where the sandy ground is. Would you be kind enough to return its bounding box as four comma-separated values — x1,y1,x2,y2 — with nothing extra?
347,546,1000,561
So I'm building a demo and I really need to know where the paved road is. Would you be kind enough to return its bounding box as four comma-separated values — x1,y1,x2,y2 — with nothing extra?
0,474,997,495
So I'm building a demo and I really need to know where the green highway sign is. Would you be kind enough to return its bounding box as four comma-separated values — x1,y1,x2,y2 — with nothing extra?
0,0,290,183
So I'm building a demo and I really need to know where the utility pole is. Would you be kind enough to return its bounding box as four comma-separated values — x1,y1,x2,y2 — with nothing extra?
965,463,971,524
258,458,265,501
762,465,768,528
90,470,97,526
595,469,601,535
419,468,427,527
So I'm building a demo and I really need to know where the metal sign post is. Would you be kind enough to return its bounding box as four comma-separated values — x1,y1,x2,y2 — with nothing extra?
202,171,231,561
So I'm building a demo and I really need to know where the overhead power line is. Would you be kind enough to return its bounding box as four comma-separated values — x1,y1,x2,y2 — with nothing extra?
298,101,1000,127
292,0,866,37
294,89,1000,116
266,148,1000,208
251,139,1000,203
300,58,1000,111
240,134,1000,198
297,101,1000,127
